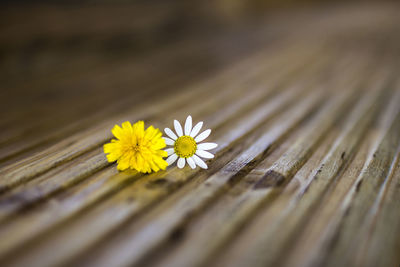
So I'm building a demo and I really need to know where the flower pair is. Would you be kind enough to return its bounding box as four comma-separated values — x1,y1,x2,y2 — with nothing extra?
103,116,217,173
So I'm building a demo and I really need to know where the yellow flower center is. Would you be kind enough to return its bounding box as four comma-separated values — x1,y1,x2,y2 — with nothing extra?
174,135,197,158
131,145,141,152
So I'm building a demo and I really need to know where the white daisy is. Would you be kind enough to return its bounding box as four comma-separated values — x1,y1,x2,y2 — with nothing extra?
163,115,218,169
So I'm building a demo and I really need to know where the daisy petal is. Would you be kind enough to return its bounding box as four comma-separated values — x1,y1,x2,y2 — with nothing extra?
163,137,175,146
166,153,178,165
165,148,175,156
187,157,196,169
177,157,185,168
190,121,203,138
196,150,214,159
164,128,178,140
174,120,183,137
184,116,192,136
197,142,218,151
195,129,211,143
192,154,208,169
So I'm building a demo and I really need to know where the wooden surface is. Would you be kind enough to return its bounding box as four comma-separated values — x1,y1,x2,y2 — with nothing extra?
1,2,400,267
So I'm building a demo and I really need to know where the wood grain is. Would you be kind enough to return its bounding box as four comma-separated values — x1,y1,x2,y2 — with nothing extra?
1,2,400,267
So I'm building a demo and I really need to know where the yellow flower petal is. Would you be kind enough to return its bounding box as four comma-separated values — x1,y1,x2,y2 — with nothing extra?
117,155,130,171
111,125,124,140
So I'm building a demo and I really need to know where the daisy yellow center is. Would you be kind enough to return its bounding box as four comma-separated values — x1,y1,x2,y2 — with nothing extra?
174,135,197,158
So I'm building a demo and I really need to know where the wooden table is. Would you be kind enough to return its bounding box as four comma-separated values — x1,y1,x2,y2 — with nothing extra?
0,2,399,267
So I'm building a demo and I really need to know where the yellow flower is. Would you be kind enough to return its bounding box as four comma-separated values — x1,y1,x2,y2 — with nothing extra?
103,121,168,173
